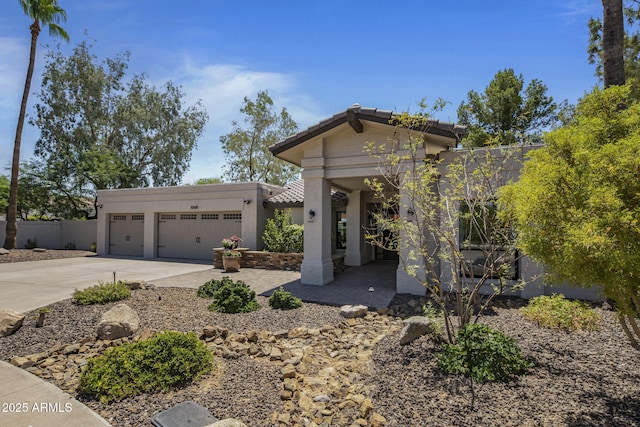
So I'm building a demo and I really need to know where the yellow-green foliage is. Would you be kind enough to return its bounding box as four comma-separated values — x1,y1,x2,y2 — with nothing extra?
73,281,131,305
521,294,601,332
78,331,214,404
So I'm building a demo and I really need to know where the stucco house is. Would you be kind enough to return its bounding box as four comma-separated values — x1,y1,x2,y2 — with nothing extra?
95,104,600,300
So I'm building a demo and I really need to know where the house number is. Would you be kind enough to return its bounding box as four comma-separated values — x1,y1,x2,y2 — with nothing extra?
191,205,199,210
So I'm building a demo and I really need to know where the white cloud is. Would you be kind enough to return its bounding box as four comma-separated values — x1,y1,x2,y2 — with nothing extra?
557,1,600,22
162,61,325,183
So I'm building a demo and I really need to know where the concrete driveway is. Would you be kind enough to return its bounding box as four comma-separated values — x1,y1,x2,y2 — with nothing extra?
0,256,397,313
0,256,213,313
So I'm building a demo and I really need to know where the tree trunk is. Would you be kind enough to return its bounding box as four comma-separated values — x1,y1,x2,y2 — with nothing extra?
602,0,625,87
4,20,40,249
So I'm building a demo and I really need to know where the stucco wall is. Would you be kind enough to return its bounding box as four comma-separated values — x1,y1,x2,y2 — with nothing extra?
0,220,97,250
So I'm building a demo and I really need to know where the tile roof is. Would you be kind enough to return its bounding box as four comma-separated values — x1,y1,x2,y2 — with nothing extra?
270,104,467,156
267,179,347,205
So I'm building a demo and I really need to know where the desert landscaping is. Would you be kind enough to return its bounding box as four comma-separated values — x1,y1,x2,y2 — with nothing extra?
1,250,639,427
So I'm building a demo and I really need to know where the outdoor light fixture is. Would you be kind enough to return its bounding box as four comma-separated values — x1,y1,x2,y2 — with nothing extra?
243,199,251,205
308,209,316,222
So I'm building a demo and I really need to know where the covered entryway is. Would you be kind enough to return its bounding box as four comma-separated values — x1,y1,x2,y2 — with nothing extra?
157,211,242,260
109,213,144,256
269,104,465,290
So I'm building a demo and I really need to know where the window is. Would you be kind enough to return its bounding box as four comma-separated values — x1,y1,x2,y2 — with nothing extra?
336,211,347,249
459,201,517,280
201,213,218,220
112,214,126,221
131,214,144,221
223,213,242,220
180,214,197,220
159,214,176,220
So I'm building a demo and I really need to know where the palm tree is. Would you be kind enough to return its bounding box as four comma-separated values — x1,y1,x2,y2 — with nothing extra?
3,0,69,249
602,0,625,87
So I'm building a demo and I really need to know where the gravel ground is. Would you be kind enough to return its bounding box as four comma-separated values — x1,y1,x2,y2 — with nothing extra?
2,251,640,426
0,249,96,263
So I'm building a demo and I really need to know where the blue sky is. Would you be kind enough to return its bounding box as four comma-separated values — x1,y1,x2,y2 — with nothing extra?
0,0,601,184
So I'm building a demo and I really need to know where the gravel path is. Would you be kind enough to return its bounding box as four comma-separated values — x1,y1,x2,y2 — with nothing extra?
1,251,640,426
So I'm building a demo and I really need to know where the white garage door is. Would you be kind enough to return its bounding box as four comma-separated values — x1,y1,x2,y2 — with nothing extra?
109,213,144,257
157,211,242,260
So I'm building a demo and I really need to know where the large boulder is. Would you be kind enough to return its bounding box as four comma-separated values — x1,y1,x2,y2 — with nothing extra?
97,303,140,340
0,309,25,337
0,248,9,255
399,316,437,345
340,304,368,318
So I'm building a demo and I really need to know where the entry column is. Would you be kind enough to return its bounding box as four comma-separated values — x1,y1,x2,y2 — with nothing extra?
300,177,334,285
345,190,364,266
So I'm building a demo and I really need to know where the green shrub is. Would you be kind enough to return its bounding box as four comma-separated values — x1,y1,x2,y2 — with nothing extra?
209,279,260,313
24,238,37,249
78,331,214,404
64,242,76,250
437,323,532,383
73,281,131,305
262,208,304,253
269,287,302,310
521,293,601,332
197,276,235,298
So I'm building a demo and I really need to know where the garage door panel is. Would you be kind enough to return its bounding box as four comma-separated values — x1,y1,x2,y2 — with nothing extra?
157,212,241,260
109,214,144,257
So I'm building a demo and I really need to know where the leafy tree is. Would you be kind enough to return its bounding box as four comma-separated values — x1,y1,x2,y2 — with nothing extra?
457,69,559,147
31,40,208,218
0,175,9,216
194,176,224,185
366,101,524,344
4,0,69,249
220,91,299,186
499,85,640,351
16,160,90,220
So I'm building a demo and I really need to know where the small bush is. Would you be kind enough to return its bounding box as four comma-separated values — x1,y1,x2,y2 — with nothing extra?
24,238,37,249
197,276,234,298
209,279,260,313
64,242,76,250
262,208,304,253
437,323,532,383
73,281,131,305
78,331,214,404
269,287,302,310
521,293,601,331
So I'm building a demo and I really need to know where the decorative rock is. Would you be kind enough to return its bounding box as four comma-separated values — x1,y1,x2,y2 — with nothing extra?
206,419,249,427
124,280,146,290
340,305,368,318
32,248,47,253
96,303,140,340
399,316,436,345
0,248,8,255
313,394,331,403
281,363,296,379
0,308,25,337
10,356,33,368
370,412,387,426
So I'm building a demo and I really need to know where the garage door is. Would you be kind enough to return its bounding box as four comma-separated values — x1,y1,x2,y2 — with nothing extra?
157,211,242,260
109,213,144,257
